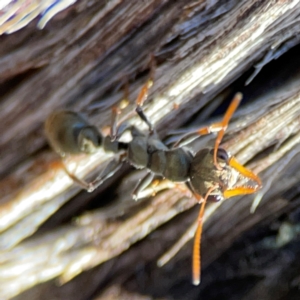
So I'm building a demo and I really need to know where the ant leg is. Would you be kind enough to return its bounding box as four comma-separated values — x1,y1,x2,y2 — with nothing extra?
57,155,125,192
136,54,155,109
110,106,121,141
88,154,126,192
192,184,219,285
135,105,154,133
136,179,193,201
173,93,242,167
111,95,154,140
115,76,155,135
185,180,198,197
135,54,156,133
132,172,155,200
112,55,155,138
173,121,224,148
60,161,91,190
228,156,262,187
110,106,139,142
110,106,145,141
111,79,132,140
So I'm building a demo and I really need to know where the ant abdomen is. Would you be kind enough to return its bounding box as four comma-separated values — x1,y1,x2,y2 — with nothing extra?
45,111,103,157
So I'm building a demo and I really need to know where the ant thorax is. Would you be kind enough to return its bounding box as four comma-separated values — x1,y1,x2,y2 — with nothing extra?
127,131,193,182
127,134,169,170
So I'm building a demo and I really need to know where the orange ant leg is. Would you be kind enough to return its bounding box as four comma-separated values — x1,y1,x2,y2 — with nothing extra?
228,156,262,187
136,53,156,108
173,93,242,149
135,72,154,108
192,184,219,285
110,106,122,141
110,77,131,140
173,122,224,148
112,55,156,139
213,93,242,170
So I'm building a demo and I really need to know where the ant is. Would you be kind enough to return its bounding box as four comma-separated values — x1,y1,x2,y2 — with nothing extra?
45,77,261,285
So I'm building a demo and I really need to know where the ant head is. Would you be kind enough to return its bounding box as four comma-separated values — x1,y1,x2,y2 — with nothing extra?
189,148,236,202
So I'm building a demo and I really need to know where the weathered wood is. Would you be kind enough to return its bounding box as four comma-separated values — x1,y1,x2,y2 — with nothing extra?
1,0,300,299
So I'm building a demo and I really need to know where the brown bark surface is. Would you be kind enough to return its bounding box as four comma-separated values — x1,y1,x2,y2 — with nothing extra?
1,1,300,299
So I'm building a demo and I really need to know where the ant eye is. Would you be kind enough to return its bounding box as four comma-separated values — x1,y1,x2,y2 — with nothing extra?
207,194,223,202
210,148,229,162
216,148,229,162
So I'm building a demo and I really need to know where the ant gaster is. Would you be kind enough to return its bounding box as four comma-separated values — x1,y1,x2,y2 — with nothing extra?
45,78,261,286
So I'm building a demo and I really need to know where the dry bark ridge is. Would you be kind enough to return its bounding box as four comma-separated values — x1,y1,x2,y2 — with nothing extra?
1,0,300,299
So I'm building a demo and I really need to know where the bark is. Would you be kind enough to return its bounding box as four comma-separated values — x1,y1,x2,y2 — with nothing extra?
1,0,300,299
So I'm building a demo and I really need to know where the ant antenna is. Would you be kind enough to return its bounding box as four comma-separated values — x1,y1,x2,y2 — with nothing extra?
192,184,219,285
213,93,242,170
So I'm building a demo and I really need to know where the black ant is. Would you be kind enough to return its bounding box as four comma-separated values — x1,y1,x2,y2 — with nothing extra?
45,77,261,285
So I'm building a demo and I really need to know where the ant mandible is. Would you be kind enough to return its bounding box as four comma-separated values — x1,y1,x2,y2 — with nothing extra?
45,74,261,285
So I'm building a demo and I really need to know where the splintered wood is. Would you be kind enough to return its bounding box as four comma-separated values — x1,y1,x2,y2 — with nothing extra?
1,1,300,299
